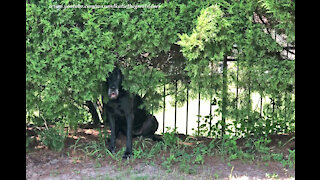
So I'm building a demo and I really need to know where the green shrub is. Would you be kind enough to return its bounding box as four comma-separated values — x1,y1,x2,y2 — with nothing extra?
26,0,295,143
40,127,66,152
26,0,210,129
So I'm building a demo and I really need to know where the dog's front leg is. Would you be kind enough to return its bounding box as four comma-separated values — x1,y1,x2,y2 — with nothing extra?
123,113,134,159
107,113,116,154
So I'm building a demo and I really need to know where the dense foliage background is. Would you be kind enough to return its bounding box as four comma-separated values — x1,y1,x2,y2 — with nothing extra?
26,0,295,138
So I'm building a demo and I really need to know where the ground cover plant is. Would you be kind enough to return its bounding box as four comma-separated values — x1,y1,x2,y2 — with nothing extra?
26,125,295,179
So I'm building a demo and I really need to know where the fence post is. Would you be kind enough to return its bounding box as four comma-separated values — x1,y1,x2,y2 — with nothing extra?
163,84,166,133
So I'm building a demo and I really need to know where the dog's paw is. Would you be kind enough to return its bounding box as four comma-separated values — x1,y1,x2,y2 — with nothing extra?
108,146,115,154
122,151,133,159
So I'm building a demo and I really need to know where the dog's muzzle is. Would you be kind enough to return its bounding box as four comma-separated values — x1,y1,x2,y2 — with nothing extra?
108,89,119,99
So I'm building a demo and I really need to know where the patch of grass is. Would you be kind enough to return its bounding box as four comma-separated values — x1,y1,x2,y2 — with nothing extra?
265,172,279,179
50,126,295,176
133,136,154,160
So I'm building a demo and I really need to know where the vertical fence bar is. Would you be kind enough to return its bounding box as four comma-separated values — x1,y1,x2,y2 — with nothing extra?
247,59,252,135
285,42,289,123
274,29,277,127
197,88,201,136
209,64,213,137
186,84,189,135
163,84,166,133
209,94,212,137
260,95,263,117
272,98,275,114
221,55,228,136
174,79,177,129
236,59,239,122
151,103,154,115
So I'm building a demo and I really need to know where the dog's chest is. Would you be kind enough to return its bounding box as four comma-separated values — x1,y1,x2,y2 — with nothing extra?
107,101,126,116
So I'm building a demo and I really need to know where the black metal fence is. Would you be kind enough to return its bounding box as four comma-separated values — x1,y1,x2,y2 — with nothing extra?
159,85,206,136
154,46,295,137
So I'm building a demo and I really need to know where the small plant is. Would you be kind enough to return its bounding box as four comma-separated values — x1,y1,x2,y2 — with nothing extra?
217,134,243,161
162,127,179,150
286,149,295,168
192,144,207,164
213,171,221,179
178,153,196,174
133,136,155,160
244,137,272,161
26,135,33,152
207,139,216,156
146,141,162,159
83,141,105,159
271,153,283,162
161,153,176,171
193,115,211,136
265,173,279,179
40,126,66,152
133,146,144,159
254,137,271,154
69,138,81,153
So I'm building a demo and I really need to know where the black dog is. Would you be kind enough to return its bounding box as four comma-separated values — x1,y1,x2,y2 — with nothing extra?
103,67,159,159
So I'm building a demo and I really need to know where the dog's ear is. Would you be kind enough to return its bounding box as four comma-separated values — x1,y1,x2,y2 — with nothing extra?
106,71,111,82
117,71,121,81
115,67,123,81
107,68,114,77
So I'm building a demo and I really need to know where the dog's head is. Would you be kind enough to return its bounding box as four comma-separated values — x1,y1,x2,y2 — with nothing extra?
106,67,123,100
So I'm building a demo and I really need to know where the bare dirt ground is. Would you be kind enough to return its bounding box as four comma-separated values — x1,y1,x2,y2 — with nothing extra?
26,126,295,180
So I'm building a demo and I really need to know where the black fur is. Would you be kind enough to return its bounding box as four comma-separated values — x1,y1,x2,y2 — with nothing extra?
103,67,159,159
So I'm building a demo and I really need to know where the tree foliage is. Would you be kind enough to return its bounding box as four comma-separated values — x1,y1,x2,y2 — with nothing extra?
26,0,295,137
177,0,294,137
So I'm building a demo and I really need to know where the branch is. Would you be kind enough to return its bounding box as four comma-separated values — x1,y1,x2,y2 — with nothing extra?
36,104,49,130
256,12,272,35
283,46,295,55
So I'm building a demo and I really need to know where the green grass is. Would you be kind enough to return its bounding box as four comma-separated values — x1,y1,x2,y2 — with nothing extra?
34,126,294,176
90,130,292,171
